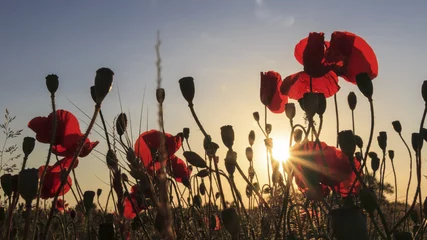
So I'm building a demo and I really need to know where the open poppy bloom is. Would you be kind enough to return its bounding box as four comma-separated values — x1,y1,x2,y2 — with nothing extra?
54,199,69,212
123,185,146,219
260,71,288,113
134,129,182,170
169,155,192,183
290,140,361,198
38,165,72,199
50,156,79,173
28,109,99,158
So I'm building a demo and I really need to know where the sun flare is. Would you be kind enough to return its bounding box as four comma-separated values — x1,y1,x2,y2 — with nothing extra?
271,137,291,163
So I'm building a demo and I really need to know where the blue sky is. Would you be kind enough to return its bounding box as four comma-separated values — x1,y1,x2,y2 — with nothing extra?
1,0,427,206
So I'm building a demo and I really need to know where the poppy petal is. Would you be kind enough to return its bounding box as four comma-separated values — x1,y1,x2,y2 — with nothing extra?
28,116,51,143
51,157,79,172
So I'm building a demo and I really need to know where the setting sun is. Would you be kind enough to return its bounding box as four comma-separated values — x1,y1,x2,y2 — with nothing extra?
271,136,291,163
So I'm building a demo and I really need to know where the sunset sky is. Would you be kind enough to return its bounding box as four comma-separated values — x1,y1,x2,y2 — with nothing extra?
1,0,427,208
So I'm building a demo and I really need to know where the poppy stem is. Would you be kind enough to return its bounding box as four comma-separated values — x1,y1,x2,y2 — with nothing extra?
390,156,398,227
310,76,313,92
334,94,340,148
398,132,413,230
122,180,150,239
99,109,112,151
32,93,57,240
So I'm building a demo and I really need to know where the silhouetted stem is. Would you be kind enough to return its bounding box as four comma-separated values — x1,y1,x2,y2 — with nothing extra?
334,94,340,148
99,109,111,150
235,163,270,211
351,110,355,134
22,202,32,240
399,133,413,217
363,99,375,164
122,180,150,239
391,158,397,227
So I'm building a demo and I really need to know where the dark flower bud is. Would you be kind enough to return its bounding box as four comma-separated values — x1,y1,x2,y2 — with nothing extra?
181,176,191,188
369,152,380,172
248,130,255,146
94,68,114,105
377,131,387,152
388,150,394,161
1,174,12,197
203,136,219,157
294,129,303,143
106,149,119,169
97,188,102,197
285,103,296,120
221,208,240,236
355,152,363,162
412,133,423,153
116,113,127,136
301,92,319,118
245,147,253,162
253,112,260,122
410,210,419,223
156,88,165,104
215,192,220,199
45,74,59,94
183,151,207,168
355,135,363,149
98,223,115,240
360,188,377,214
356,73,373,100
316,93,326,116
392,121,402,134
18,168,39,203
199,182,206,196
183,128,190,140
347,92,357,110
22,137,36,157
338,130,356,157
422,80,427,103
83,191,96,213
193,194,202,208
220,125,235,150
265,124,272,135
179,77,195,106
90,86,97,103
224,150,237,175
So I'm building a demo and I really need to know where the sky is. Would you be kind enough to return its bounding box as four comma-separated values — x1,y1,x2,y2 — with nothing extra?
1,0,427,209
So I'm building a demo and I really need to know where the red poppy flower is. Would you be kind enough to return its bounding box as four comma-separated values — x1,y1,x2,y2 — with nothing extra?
54,199,69,212
260,71,288,113
281,71,339,100
123,185,146,219
290,140,361,197
134,129,182,170
50,156,79,173
38,165,72,199
28,109,99,158
169,155,191,183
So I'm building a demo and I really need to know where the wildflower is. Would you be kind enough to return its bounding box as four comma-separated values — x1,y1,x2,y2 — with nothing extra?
38,165,72,199
260,71,288,113
28,109,99,157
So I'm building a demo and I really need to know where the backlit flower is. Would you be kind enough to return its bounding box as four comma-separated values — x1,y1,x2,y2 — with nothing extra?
123,185,146,219
38,166,72,199
260,71,288,113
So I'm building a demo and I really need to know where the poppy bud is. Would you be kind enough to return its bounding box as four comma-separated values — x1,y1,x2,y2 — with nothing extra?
245,147,253,162
360,188,376,214
97,188,102,197
182,176,191,188
215,192,220,199
179,76,195,106
106,149,118,169
22,137,35,157
316,93,326,116
356,73,373,100
265,124,272,135
347,92,357,110
183,128,190,140
183,151,207,168
18,168,39,203
220,125,235,150
45,74,59,94
83,191,96,213
355,135,363,149
248,166,255,180
338,130,356,157
98,223,115,240
248,130,255,146
423,197,427,218
199,182,206,196
253,112,260,122
410,210,419,223
1,174,13,198
116,113,127,136
369,152,380,172
94,68,114,105
301,92,319,118
388,150,394,161
285,103,296,120
221,208,240,237
193,194,202,208
294,129,303,143
355,152,363,162
156,88,165,104
330,207,368,240
411,133,423,153
392,121,402,134
377,131,387,152
422,80,427,103
224,150,237,175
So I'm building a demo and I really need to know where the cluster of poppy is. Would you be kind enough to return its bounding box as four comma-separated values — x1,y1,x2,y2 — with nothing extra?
260,31,378,113
28,110,191,218
259,31,377,198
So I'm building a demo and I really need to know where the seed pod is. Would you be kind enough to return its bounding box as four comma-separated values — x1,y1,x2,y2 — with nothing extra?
253,112,260,122
18,168,39,203
377,131,387,152
294,129,303,143
356,72,373,100
285,103,296,120
392,121,402,134
412,133,423,153
179,77,195,106
388,150,394,161
183,128,190,140
220,125,235,150
338,130,356,157
347,92,357,110
199,182,206,196
83,191,96,213
156,88,165,104
94,68,114,105
248,130,255,146
224,150,237,175
1,174,13,198
22,137,36,157
45,74,59,94
265,124,272,135
245,147,253,162
97,188,102,197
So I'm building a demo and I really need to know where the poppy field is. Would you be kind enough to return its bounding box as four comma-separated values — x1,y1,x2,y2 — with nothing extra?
0,31,426,240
